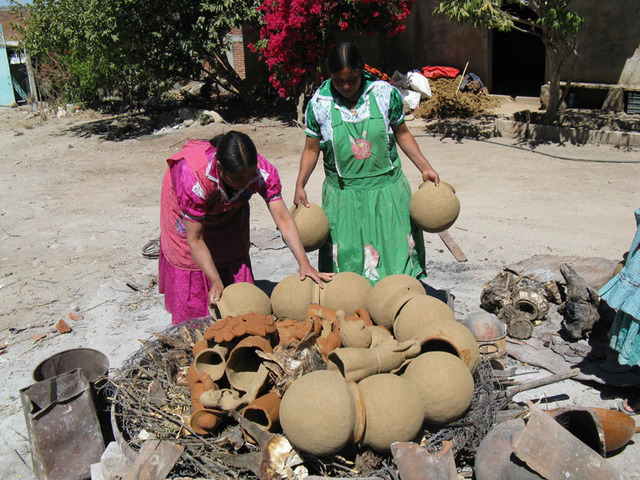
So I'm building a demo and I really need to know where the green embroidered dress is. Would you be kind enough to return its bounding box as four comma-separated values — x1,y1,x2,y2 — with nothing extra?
305,76,426,284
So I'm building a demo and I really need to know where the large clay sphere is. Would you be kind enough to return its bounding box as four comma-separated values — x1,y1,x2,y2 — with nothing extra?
358,373,425,451
410,180,460,233
393,295,456,339
279,370,356,456
289,203,330,252
217,282,272,318
367,274,426,329
403,352,474,426
321,272,372,316
270,274,318,321
395,316,480,373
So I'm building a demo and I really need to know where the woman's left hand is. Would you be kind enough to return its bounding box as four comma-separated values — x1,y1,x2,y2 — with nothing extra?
299,263,334,287
421,167,440,185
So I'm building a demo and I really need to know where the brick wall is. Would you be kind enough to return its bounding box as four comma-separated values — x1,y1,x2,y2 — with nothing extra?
228,27,245,80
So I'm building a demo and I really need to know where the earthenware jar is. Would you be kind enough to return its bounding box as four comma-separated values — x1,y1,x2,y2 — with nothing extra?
394,314,479,373
358,373,425,451
214,282,272,319
279,370,362,456
461,310,507,356
327,339,421,383
320,272,373,316
270,274,319,321
393,295,457,340
289,202,330,252
190,371,218,411
241,390,282,432
547,405,640,455
225,335,273,394
409,180,460,233
193,344,229,383
402,351,475,426
367,274,427,329
189,407,224,435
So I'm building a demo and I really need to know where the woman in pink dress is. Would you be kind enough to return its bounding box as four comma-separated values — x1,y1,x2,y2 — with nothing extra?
159,130,330,325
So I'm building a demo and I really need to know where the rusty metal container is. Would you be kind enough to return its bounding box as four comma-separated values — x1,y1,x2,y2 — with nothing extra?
20,368,105,480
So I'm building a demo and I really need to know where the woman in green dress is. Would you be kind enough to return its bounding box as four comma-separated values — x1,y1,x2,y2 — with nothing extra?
294,42,440,284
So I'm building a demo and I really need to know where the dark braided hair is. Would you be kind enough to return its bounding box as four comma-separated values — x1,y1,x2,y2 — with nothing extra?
210,131,258,173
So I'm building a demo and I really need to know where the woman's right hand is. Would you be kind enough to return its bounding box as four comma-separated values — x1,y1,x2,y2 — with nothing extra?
208,280,225,306
294,186,310,207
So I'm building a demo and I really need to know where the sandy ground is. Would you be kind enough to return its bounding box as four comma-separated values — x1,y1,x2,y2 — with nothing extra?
1,98,639,479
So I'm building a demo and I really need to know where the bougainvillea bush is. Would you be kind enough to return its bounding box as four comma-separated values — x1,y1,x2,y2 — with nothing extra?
251,0,414,98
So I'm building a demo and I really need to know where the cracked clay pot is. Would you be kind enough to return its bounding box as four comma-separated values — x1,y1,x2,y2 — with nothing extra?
214,282,272,319
289,202,330,252
394,303,479,373
225,335,273,393
402,351,474,426
279,370,363,457
410,180,460,233
367,274,427,329
358,373,425,452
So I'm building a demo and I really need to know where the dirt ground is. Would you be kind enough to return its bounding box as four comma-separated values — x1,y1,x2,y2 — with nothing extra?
1,97,639,479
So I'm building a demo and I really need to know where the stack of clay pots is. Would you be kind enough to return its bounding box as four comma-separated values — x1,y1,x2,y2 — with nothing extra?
410,180,460,233
270,271,373,320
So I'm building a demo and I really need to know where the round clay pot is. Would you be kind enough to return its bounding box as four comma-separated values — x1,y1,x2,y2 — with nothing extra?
410,180,460,233
225,336,273,393
393,295,457,341
279,370,358,456
189,407,223,435
367,274,427,329
402,351,474,426
394,315,479,373
241,390,281,431
215,282,272,318
419,180,455,194
270,274,319,321
192,339,210,359
461,310,506,355
321,272,373,316
358,373,425,452
289,203,330,252
193,344,228,382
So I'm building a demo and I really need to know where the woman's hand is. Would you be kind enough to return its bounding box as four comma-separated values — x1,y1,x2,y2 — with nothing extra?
208,280,225,306
299,263,334,287
421,167,440,185
294,185,310,207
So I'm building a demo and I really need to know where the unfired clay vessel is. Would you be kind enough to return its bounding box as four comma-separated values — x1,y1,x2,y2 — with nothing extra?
393,295,456,339
225,335,273,393
320,272,373,316
367,274,427,329
410,180,460,233
215,282,272,318
193,344,228,382
279,370,362,456
327,339,421,383
358,373,425,451
270,274,319,321
402,351,475,426
289,202,330,252
394,314,479,373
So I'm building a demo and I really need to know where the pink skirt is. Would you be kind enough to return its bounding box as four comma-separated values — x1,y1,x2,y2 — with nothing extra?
158,249,254,325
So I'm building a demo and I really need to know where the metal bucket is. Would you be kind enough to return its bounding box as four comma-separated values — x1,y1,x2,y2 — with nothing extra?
20,368,105,480
32,348,113,443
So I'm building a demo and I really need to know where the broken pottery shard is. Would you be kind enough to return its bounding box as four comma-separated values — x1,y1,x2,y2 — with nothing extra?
391,441,458,480
513,402,626,480
55,318,72,334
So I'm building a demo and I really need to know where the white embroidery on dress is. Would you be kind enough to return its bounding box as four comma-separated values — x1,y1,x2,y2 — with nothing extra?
332,243,339,270
407,234,415,268
192,181,205,200
364,244,380,282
